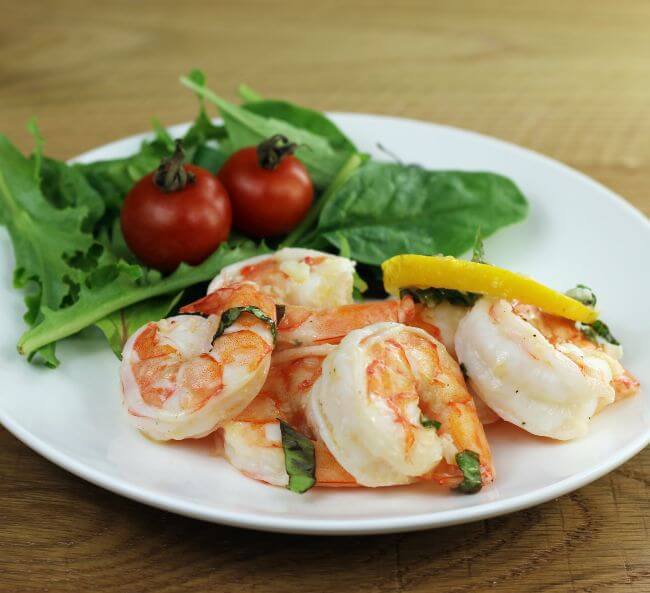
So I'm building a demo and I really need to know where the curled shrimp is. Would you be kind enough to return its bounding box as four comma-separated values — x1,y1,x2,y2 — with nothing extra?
308,322,494,488
208,248,356,308
120,283,276,441
455,298,640,440
221,344,356,487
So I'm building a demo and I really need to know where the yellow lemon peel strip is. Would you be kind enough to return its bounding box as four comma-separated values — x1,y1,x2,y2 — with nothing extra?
382,254,598,324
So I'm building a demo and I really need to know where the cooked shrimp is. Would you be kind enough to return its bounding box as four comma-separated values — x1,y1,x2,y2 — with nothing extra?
308,322,494,488
406,300,502,424
277,299,405,350
208,248,356,308
408,301,468,359
455,298,640,440
120,283,276,441
221,344,356,487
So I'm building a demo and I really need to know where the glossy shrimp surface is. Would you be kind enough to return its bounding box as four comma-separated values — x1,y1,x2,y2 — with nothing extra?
221,345,356,487
455,298,639,440
308,322,494,488
277,299,405,350
208,248,356,308
120,283,276,441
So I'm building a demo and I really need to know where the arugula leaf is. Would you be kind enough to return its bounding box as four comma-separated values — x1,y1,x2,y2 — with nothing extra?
279,420,316,493
182,71,227,148
17,241,266,360
317,161,528,265
26,118,44,183
39,157,106,231
213,306,277,342
180,73,353,189
95,291,183,357
455,450,482,494
77,139,168,215
151,118,176,152
0,135,95,319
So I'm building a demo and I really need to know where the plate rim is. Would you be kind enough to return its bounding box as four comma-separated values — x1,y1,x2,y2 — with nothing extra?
2,112,649,535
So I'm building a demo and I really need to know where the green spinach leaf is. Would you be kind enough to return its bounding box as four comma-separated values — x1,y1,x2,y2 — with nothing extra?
317,161,528,265
242,100,356,154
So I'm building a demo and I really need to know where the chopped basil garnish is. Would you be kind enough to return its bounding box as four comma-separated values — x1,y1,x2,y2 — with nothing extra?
579,319,619,346
420,415,441,430
213,306,277,342
400,287,479,308
566,284,597,307
564,285,619,346
279,420,316,494
455,450,482,494
275,304,286,324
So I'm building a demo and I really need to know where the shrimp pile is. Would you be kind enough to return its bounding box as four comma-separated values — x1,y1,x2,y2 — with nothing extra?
120,247,639,494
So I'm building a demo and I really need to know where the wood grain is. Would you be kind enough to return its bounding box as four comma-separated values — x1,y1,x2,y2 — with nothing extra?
0,1,648,592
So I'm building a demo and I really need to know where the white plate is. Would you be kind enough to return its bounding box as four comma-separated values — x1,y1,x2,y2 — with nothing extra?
1,114,649,535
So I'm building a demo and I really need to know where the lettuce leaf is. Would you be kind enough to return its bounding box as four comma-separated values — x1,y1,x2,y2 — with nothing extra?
95,291,183,357
18,241,266,360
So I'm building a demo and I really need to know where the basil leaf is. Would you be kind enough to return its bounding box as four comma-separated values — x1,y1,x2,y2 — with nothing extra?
455,450,482,494
279,420,316,493
213,306,277,342
566,284,597,307
400,287,479,308
580,319,619,346
420,415,441,430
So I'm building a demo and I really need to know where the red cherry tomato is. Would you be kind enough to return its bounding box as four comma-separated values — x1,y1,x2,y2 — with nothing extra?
218,135,313,238
121,141,232,272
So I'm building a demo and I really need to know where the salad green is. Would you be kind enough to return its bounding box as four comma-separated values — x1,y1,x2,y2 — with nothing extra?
0,69,529,367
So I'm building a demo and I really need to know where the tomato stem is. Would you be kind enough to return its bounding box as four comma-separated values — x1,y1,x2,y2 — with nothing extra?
256,134,298,170
153,139,195,192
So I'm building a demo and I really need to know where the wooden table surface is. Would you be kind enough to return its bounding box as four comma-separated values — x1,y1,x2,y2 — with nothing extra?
1,1,648,591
